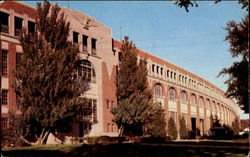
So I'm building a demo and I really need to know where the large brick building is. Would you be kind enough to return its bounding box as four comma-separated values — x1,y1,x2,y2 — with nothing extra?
0,1,240,139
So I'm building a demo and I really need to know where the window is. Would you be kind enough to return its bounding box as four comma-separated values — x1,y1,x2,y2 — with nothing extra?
156,66,159,74
107,100,110,109
28,21,35,34
77,60,96,83
160,67,163,75
111,123,114,132
180,91,187,103
154,83,163,98
0,11,9,33
14,16,23,36
206,99,210,109
82,35,88,52
2,90,8,105
212,101,215,111
152,64,155,72
191,94,196,106
167,70,169,77
91,38,97,54
199,97,204,107
2,50,8,76
73,31,79,43
1,118,8,128
107,123,111,132
83,98,97,123
168,88,176,100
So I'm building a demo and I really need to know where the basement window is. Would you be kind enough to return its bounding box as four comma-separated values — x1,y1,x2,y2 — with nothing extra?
0,11,9,33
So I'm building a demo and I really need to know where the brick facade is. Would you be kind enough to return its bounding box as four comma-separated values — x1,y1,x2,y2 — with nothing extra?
1,1,240,138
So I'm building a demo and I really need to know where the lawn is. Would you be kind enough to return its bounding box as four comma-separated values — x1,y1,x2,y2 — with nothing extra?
1,141,249,157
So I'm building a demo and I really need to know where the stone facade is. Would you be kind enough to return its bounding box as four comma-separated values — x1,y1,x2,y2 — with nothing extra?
0,1,240,138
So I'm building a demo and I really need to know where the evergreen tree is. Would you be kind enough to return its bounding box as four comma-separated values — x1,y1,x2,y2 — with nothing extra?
167,117,177,140
179,116,188,139
112,36,165,137
13,1,88,144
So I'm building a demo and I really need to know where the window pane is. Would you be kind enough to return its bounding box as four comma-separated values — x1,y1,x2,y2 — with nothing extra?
2,50,8,76
2,90,8,105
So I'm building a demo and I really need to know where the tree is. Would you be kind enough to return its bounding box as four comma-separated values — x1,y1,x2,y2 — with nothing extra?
210,114,214,128
179,116,188,139
13,1,88,145
218,15,249,113
167,117,178,140
112,36,165,137
174,0,249,12
175,0,249,113
144,103,166,138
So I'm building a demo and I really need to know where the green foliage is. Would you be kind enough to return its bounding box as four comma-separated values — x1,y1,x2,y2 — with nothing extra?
167,117,177,140
212,115,222,128
112,36,165,137
144,103,167,138
14,1,88,143
219,15,249,113
179,116,188,139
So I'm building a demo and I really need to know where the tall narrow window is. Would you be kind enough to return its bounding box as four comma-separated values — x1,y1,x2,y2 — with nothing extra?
91,38,97,54
93,99,97,123
180,91,187,103
1,118,8,128
191,94,196,106
28,21,35,34
168,88,176,101
73,31,79,43
199,97,204,107
2,90,8,105
152,64,155,73
14,16,23,36
160,67,163,75
82,35,88,52
2,50,8,76
0,11,9,33
156,66,159,74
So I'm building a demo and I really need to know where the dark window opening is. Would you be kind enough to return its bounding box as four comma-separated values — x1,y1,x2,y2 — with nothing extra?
2,90,8,105
15,16,23,36
160,67,163,75
152,64,155,72
118,52,122,61
2,50,8,76
82,35,88,52
91,38,97,54
1,118,8,129
28,21,35,34
156,66,159,74
0,11,9,33
73,31,79,43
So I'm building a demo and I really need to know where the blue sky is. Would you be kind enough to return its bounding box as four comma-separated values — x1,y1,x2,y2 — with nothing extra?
23,1,247,118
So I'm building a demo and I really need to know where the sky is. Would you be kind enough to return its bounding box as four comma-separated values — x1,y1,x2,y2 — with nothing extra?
23,1,248,119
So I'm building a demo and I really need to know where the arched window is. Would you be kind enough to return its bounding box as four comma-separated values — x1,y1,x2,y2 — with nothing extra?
154,83,163,98
191,94,196,106
212,101,215,111
206,99,210,109
78,60,96,83
168,88,176,100
199,97,204,107
180,91,187,103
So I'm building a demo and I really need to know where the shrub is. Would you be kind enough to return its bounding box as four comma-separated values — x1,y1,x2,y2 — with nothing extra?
167,117,177,140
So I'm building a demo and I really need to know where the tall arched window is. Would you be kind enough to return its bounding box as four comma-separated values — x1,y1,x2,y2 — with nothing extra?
168,88,176,100
180,91,187,103
191,94,196,106
212,101,216,111
78,60,96,83
199,97,204,107
206,99,210,109
154,83,163,98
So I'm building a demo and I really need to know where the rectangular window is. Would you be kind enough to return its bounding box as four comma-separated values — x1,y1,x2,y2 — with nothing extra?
2,90,8,105
160,67,163,75
167,70,169,77
1,118,8,128
15,16,23,36
93,99,97,123
107,123,110,132
28,21,35,34
91,38,97,54
156,66,159,74
73,31,79,43
82,35,88,52
2,50,8,76
0,11,9,33
152,64,155,73
83,98,97,123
